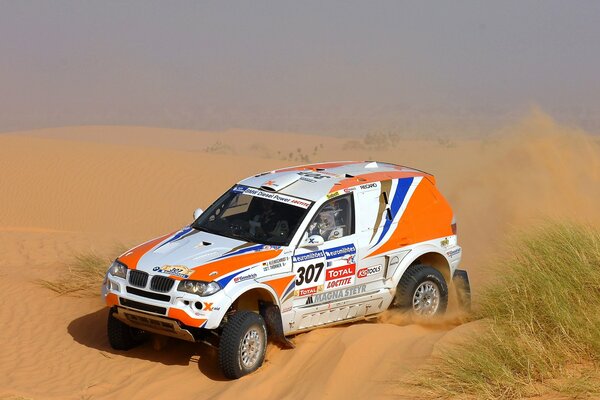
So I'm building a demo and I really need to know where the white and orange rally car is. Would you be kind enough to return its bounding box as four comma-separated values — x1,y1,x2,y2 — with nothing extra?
102,161,470,378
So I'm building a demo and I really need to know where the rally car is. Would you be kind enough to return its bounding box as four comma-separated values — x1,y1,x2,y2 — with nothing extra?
102,161,470,378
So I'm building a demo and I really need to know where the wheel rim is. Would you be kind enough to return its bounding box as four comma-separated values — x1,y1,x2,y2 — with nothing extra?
240,327,263,369
412,280,440,316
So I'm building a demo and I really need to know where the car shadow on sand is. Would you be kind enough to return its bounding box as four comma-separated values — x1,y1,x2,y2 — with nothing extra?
67,307,228,381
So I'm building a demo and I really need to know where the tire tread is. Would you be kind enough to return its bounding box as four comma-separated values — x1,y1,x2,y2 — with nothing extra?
218,310,266,379
395,264,449,315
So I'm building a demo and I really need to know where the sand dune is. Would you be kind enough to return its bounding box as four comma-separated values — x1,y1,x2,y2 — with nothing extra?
1,111,599,399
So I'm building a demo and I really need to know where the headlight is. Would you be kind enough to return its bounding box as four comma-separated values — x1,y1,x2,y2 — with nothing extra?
177,280,221,296
108,260,128,279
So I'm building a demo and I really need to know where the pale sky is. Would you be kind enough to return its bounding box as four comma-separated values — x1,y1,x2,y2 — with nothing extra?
1,1,599,134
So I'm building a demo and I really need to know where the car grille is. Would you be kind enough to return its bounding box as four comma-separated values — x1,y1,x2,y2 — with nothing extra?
128,270,149,288
150,275,175,293
119,298,167,315
126,286,171,302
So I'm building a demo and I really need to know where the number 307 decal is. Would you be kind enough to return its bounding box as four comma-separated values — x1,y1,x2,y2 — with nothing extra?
296,262,324,286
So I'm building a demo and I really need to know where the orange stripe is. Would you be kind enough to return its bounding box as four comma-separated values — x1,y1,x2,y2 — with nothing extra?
191,249,283,281
118,232,174,270
330,171,429,193
168,308,206,328
263,275,295,299
274,161,362,173
105,293,118,307
368,179,453,257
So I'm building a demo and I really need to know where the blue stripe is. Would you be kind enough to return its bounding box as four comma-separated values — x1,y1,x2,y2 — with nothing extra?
214,244,266,260
372,178,414,248
154,226,193,250
217,268,250,287
281,279,296,299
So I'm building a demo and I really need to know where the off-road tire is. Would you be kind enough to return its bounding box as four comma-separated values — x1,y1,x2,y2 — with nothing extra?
218,311,267,379
393,264,448,317
107,309,147,350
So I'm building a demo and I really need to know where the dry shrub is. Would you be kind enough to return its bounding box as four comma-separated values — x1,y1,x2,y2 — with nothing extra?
38,244,128,297
415,222,600,399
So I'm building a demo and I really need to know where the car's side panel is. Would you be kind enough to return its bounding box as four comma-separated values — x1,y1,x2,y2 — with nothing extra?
367,177,454,258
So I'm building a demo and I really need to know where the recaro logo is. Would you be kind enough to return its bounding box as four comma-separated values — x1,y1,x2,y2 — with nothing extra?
357,265,382,278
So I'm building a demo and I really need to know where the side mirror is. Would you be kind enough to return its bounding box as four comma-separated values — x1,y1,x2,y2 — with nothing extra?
300,235,324,248
193,208,203,220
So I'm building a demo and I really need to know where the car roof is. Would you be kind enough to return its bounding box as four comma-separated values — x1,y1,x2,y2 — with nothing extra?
238,161,433,202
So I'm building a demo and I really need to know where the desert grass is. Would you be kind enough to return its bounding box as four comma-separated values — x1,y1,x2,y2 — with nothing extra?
415,222,600,399
38,245,128,297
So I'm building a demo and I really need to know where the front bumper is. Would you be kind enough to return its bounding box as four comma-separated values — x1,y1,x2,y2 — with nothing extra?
102,272,231,330
112,306,197,342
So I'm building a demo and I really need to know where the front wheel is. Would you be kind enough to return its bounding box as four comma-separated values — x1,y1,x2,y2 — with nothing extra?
218,311,267,379
393,264,448,317
107,309,148,350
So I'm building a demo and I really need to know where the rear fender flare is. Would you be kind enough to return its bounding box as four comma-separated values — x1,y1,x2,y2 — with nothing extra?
390,245,452,287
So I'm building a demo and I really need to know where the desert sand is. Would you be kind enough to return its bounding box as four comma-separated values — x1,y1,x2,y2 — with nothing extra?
1,110,599,399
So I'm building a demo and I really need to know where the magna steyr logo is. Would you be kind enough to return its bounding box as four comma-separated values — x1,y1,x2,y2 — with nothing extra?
307,284,367,304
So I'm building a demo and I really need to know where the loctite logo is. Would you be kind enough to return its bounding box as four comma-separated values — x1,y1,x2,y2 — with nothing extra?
357,265,382,278
325,264,356,281
326,277,353,289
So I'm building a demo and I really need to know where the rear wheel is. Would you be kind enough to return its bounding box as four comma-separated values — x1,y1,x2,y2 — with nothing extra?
218,311,267,379
107,309,148,350
394,264,448,317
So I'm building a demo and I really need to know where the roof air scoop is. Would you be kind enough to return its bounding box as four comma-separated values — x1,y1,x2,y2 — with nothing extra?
260,174,301,192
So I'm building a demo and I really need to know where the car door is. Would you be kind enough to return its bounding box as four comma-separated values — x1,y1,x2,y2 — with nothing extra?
290,193,366,331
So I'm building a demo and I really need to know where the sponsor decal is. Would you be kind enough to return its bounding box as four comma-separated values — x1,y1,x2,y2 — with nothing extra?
293,250,324,263
153,265,194,279
310,284,367,304
357,265,382,278
262,257,289,271
297,171,333,180
235,186,311,209
440,238,450,247
203,302,214,311
389,256,400,268
325,264,356,281
324,244,356,260
295,285,323,297
359,183,378,190
234,273,257,283
326,276,354,289
295,262,324,286
328,188,355,198
307,236,321,244
447,248,462,258
299,176,318,183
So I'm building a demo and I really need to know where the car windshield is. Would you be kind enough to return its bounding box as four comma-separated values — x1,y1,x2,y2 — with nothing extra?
192,185,312,246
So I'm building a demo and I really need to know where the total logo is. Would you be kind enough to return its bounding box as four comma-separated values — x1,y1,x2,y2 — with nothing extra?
357,265,382,278
326,264,356,281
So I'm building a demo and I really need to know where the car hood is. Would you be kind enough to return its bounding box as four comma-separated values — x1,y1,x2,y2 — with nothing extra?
118,226,283,285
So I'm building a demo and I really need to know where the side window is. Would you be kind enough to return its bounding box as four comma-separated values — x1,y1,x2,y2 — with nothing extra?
306,194,354,242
